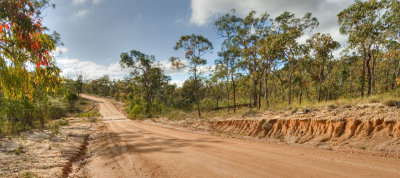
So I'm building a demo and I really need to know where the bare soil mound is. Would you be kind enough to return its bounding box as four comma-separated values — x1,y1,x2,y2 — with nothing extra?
212,118,400,152
150,103,400,155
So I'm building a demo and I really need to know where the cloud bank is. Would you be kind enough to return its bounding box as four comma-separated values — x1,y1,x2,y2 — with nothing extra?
190,0,353,46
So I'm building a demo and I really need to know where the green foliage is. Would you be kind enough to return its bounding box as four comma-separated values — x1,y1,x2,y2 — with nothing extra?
13,145,25,155
166,110,191,120
129,104,144,120
47,119,69,135
65,90,78,112
80,110,101,118
383,99,399,107
21,171,39,178
48,97,67,120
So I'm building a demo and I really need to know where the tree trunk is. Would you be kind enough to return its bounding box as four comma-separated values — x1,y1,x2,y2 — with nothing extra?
288,69,294,105
226,83,230,112
394,59,400,90
194,70,201,118
367,52,372,96
372,54,376,93
252,77,258,108
232,75,236,113
264,68,269,108
258,73,262,110
361,49,366,97
299,84,303,104
318,65,324,102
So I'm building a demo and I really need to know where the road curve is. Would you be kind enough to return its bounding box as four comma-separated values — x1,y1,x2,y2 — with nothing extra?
81,94,400,178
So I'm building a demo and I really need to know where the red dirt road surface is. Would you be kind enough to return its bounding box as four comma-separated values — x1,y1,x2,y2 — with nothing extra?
81,95,400,178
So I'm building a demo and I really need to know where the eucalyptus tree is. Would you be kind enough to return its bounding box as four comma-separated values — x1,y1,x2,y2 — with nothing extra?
120,50,169,114
258,31,285,107
306,33,340,101
170,34,213,117
338,0,385,96
274,11,319,105
0,0,61,100
216,40,241,112
383,0,400,89
215,10,272,108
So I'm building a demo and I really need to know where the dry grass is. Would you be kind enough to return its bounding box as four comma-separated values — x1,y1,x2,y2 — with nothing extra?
157,93,400,120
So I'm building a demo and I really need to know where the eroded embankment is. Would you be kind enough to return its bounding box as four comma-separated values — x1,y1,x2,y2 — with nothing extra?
211,118,400,151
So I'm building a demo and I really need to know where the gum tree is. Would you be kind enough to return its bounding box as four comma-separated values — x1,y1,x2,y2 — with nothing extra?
170,34,213,117
338,0,385,96
306,33,340,101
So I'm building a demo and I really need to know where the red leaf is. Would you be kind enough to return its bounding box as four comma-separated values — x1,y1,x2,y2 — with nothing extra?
36,62,40,69
5,24,9,30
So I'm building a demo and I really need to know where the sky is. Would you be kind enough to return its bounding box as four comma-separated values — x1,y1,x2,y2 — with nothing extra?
42,0,353,86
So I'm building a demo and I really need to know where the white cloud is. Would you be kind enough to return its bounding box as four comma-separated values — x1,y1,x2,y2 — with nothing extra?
170,80,184,87
73,0,103,5
158,59,189,75
92,0,103,5
72,0,87,6
57,58,130,80
190,0,352,54
56,46,68,54
74,9,90,17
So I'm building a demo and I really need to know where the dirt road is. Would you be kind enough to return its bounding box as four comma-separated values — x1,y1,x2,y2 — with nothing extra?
81,95,400,178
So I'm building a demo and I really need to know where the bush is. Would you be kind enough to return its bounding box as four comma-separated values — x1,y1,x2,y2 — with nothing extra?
383,99,399,107
368,97,380,103
48,98,67,120
80,111,101,118
65,91,78,112
166,110,190,120
21,172,39,178
129,104,144,120
48,119,69,135
241,109,259,117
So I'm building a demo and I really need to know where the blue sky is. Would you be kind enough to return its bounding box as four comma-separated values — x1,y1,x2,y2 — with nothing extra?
43,0,353,86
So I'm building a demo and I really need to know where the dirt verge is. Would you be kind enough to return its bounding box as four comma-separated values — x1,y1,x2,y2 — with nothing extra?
0,117,100,178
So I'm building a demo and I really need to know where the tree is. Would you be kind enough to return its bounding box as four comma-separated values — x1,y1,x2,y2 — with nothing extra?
120,50,168,115
216,40,241,112
76,75,83,95
170,34,213,117
259,31,285,108
338,0,385,96
215,10,271,108
274,11,319,105
0,0,61,100
306,33,340,101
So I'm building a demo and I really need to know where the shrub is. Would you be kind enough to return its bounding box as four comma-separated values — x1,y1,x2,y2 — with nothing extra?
48,119,69,135
129,104,144,120
21,172,39,178
65,91,78,112
368,97,380,103
48,98,67,120
166,110,190,120
80,111,101,122
241,109,259,117
383,99,399,107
